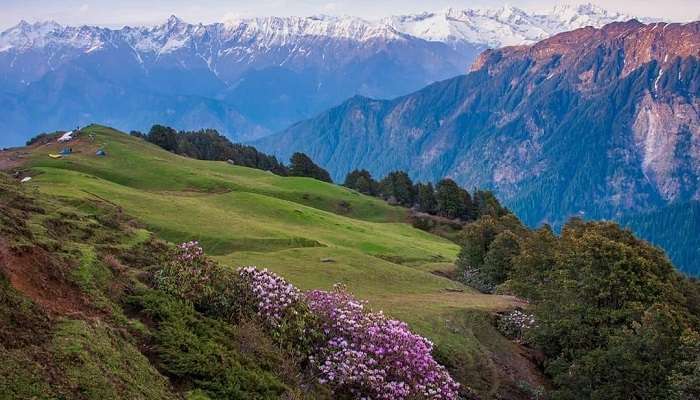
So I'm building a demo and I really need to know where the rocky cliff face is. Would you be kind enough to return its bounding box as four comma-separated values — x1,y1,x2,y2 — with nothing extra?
260,20,700,230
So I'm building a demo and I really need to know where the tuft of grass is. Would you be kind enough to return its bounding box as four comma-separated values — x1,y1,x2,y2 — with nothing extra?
0,349,55,400
72,245,112,292
51,319,177,399
0,276,56,400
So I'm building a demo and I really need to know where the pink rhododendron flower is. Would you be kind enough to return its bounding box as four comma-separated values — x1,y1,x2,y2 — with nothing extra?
306,287,460,400
238,266,301,326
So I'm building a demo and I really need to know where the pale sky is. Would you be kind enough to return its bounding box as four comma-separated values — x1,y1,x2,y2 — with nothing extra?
1,0,698,30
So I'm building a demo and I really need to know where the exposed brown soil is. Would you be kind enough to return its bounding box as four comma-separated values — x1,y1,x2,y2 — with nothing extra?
0,150,31,171
0,240,99,319
488,342,549,398
0,135,53,171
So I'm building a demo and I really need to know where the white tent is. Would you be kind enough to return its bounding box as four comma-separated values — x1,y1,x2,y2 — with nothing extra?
20,177,32,183
57,131,74,142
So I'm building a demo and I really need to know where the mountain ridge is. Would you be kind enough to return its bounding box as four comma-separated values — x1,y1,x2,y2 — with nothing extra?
0,3,652,147
256,20,700,274
1,3,648,53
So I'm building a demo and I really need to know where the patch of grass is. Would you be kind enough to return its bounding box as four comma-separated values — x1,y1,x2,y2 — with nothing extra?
72,245,112,292
185,390,213,400
0,348,55,400
128,290,320,400
51,319,176,399
29,124,407,223
0,277,57,400
33,167,457,262
0,275,51,349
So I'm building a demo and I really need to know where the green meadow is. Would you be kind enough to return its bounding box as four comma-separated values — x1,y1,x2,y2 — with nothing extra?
26,125,522,394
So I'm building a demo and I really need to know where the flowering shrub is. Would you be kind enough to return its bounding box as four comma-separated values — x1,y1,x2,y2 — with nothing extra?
176,240,205,262
154,241,217,301
237,266,301,326
496,309,536,343
459,264,495,294
306,286,460,400
236,267,322,359
156,248,460,399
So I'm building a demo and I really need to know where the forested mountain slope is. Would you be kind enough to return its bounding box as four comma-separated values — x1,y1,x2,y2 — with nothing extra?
259,20,700,273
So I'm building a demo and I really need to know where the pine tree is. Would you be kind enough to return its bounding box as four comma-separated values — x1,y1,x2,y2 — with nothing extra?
344,169,377,195
379,171,415,207
435,179,468,220
289,153,332,183
415,182,437,214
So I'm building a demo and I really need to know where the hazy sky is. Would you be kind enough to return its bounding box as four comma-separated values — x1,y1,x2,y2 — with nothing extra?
1,0,698,30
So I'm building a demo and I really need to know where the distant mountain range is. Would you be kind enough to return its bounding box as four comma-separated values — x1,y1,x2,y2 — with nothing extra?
0,3,645,147
257,20,700,274
386,3,645,48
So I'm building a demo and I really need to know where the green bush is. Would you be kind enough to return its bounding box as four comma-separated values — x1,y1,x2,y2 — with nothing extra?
128,290,293,399
52,319,176,399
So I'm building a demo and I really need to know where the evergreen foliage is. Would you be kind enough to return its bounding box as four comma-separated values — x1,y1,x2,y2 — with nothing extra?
620,201,700,276
472,190,509,218
435,179,472,220
289,152,333,182
343,169,378,196
378,171,415,207
415,182,437,214
146,125,288,175
456,215,700,399
341,168,511,234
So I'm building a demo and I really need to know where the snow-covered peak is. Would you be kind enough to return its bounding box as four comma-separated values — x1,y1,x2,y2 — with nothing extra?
386,5,543,47
546,3,637,31
0,19,108,52
219,14,402,44
550,3,609,21
3,19,63,42
387,3,649,48
0,3,655,54
119,14,402,56
165,15,185,27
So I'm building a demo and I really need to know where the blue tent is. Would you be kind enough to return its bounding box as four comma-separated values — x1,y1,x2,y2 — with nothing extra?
59,148,72,155
96,149,106,157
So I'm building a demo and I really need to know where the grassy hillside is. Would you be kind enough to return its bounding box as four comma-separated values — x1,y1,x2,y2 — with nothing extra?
0,173,332,399
4,125,543,398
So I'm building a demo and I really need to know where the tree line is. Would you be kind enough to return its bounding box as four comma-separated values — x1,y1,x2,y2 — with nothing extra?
344,169,508,222
136,125,501,223
133,125,332,182
455,212,700,399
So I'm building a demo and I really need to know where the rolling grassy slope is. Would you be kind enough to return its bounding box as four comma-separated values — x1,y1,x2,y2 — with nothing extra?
16,125,541,397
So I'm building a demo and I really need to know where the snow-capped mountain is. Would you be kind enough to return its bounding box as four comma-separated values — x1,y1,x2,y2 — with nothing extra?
386,3,650,48
0,4,655,147
0,14,475,146
0,15,410,79
0,4,648,58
